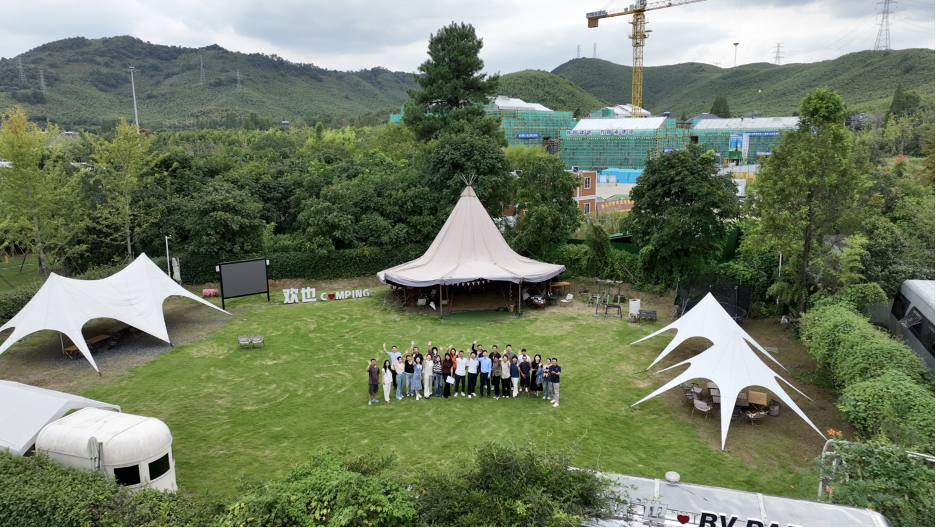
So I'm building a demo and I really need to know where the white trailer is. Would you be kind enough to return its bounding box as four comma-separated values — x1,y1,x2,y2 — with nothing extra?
888,279,935,372
36,407,177,491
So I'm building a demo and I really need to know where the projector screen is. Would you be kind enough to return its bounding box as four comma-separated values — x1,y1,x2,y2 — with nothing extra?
218,258,269,309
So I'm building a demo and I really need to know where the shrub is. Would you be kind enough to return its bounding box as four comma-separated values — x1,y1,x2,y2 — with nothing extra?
818,440,935,527
838,371,935,451
800,303,925,387
415,442,613,527
216,450,416,527
0,284,41,325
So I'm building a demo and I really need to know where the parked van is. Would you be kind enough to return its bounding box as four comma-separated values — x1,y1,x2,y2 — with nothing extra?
888,280,935,372
36,407,177,491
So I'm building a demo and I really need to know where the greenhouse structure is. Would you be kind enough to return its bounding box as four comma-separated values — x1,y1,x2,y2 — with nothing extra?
558,117,688,171
484,96,576,148
691,117,799,165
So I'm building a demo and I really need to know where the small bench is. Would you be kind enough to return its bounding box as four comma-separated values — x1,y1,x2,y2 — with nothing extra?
638,309,657,322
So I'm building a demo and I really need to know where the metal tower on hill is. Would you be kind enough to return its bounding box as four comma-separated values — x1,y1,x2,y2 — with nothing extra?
17,57,27,86
874,0,893,51
586,0,710,117
773,43,784,65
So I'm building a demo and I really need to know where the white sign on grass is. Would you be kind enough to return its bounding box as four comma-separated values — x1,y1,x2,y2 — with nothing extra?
282,287,370,304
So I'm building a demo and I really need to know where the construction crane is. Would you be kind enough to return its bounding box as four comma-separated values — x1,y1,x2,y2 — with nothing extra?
587,0,710,116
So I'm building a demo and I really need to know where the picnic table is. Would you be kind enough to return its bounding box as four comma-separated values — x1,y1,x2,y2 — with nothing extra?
63,334,111,358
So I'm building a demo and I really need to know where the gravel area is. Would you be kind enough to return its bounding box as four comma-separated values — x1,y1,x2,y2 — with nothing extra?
0,298,234,396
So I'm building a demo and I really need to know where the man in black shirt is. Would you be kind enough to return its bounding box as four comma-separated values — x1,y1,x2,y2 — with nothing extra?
366,359,380,405
550,357,561,407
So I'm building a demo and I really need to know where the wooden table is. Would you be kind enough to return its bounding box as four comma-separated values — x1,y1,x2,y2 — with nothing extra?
63,334,111,358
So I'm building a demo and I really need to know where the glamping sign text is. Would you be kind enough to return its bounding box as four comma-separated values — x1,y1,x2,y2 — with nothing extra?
282,287,370,304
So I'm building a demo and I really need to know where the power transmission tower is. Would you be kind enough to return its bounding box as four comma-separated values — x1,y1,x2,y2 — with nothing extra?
127,66,140,131
874,0,893,51
577,45,581,58
236,69,242,90
199,54,206,85
593,43,597,58
39,70,47,93
772,43,784,65
16,57,27,86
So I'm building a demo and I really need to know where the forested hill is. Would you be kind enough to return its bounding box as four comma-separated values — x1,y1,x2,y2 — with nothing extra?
496,70,607,117
0,36,418,131
551,48,935,117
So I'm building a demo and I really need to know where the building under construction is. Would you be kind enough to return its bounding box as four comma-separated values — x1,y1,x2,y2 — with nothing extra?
484,96,576,149
690,116,799,165
559,116,687,171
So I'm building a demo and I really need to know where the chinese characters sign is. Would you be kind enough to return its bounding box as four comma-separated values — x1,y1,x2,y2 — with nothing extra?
282,287,371,304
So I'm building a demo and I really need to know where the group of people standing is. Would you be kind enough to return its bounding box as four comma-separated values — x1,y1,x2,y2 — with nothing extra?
366,340,562,408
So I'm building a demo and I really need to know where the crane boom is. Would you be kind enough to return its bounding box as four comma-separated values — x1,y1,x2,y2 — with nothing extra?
587,0,710,116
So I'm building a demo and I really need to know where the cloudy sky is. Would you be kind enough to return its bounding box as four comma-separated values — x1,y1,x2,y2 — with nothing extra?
2,0,933,73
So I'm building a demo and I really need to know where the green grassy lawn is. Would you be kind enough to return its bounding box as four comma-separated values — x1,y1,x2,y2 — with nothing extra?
0,254,42,291
81,290,824,499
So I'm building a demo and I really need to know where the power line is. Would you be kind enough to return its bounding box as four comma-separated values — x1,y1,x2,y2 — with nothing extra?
772,43,784,65
874,0,894,50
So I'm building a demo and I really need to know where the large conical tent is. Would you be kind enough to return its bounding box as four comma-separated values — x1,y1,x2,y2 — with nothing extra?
377,186,565,287
0,254,229,372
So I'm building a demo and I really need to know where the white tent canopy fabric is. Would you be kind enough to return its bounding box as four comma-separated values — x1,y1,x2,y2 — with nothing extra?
0,254,229,371
630,293,824,450
0,380,120,456
377,186,566,287
630,293,785,371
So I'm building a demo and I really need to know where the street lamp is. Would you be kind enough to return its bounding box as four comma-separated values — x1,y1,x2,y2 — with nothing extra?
165,235,171,276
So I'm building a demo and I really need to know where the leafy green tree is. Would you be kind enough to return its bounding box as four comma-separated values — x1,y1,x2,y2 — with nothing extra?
509,155,582,258
415,442,612,526
626,143,741,284
0,108,85,277
217,450,416,527
424,131,513,216
744,88,867,313
710,94,730,118
89,118,164,261
882,114,915,155
180,179,266,260
886,83,921,120
403,22,502,142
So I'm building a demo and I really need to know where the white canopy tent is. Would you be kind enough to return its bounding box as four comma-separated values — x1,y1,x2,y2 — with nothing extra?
377,186,565,287
631,293,785,371
632,332,824,450
630,293,824,450
0,380,120,456
0,254,229,372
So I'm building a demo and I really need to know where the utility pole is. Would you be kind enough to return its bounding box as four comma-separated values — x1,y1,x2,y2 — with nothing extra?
874,0,893,51
127,66,140,132
593,43,597,58
199,54,206,85
39,70,47,93
16,57,27,86
733,42,739,67
772,43,784,65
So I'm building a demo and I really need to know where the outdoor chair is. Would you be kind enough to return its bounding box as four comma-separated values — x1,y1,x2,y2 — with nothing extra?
748,390,769,412
559,293,575,304
250,335,264,348
605,295,622,317
692,399,714,421
735,391,749,408
711,393,721,408
238,335,251,348
416,297,427,309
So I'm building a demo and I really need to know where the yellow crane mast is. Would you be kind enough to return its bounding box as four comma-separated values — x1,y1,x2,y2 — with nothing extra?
587,0,710,117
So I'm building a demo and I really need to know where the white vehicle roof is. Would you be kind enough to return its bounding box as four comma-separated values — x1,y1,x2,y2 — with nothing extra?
589,473,889,527
0,381,120,457
37,407,171,466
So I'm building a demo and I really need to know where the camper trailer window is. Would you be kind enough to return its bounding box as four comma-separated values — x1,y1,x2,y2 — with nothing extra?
148,453,171,480
922,320,935,356
906,308,926,338
891,291,909,319
114,464,142,486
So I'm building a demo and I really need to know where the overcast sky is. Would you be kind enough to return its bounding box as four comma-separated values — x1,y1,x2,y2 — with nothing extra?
2,0,933,74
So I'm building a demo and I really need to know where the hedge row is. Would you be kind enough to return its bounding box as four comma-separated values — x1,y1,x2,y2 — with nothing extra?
800,300,934,450
178,245,428,285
